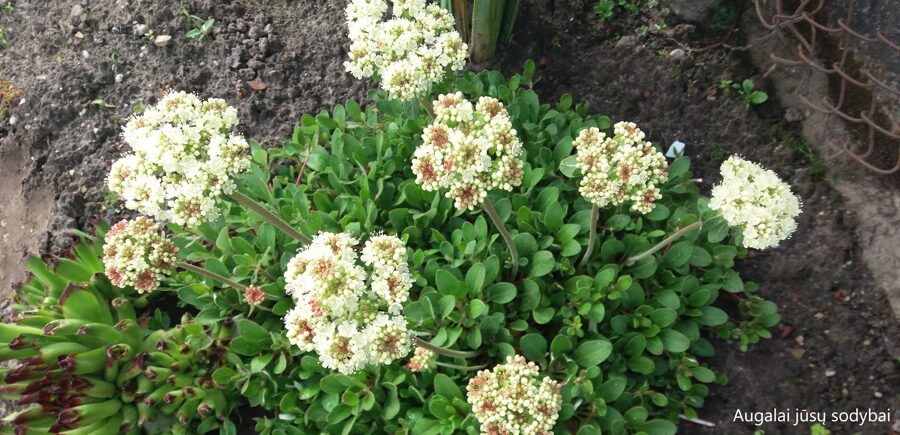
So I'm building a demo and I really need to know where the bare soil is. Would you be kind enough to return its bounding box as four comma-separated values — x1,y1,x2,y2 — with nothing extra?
0,0,896,433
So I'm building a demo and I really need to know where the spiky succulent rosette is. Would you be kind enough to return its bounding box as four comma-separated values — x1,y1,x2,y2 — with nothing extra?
102,217,178,294
467,355,562,435
709,156,802,249
411,93,525,210
107,91,250,227
0,247,234,435
344,0,468,100
574,121,668,214
283,232,413,374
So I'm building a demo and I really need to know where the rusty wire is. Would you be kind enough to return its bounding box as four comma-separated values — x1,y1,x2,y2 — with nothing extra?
752,0,900,174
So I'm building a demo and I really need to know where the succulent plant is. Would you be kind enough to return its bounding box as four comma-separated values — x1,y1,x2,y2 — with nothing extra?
0,232,236,435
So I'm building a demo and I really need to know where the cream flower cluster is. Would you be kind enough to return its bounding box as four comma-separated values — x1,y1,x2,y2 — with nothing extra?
107,91,250,227
344,0,468,100
102,217,178,294
411,93,524,210
574,122,668,214
467,355,562,435
405,346,433,372
283,232,414,374
709,156,801,249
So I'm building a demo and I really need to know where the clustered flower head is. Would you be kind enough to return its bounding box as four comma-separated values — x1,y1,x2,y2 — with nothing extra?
243,285,266,306
411,93,524,210
574,121,668,214
283,232,414,374
467,355,562,435
102,217,178,294
108,91,250,227
709,156,801,250
344,0,468,100
405,346,433,372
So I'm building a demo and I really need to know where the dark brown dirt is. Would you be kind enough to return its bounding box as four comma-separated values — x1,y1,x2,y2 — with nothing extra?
0,0,897,433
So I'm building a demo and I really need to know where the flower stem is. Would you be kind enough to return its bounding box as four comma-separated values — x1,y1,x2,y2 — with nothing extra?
227,191,311,245
578,204,600,269
624,221,702,266
419,97,434,117
414,337,482,359
483,198,518,278
435,361,487,371
177,261,246,291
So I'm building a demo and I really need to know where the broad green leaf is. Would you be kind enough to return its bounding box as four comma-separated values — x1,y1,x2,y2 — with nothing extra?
574,339,612,367
529,251,555,277
486,282,517,304
660,329,690,353
519,333,547,361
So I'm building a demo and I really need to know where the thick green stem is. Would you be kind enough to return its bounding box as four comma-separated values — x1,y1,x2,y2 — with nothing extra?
227,191,311,245
177,262,246,291
414,337,482,359
625,221,702,266
578,204,600,269
483,198,518,278
435,361,488,371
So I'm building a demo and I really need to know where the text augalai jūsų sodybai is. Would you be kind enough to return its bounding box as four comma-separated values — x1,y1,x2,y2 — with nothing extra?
733,408,892,427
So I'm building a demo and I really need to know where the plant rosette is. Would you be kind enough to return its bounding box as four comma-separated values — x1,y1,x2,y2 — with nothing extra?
160,63,790,434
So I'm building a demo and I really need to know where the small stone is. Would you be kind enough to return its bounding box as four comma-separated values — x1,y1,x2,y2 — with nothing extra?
8,115,17,125
874,391,883,398
669,48,686,61
82,50,90,59
115,73,124,83
133,23,148,36
154,35,171,47
615,35,638,50
825,369,836,377
74,31,84,39
70,4,84,18
668,0,723,22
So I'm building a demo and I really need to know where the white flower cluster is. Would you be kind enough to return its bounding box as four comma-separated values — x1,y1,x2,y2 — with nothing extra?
574,122,668,214
467,355,562,435
283,232,414,374
709,156,801,249
108,91,250,227
411,93,524,210
102,217,178,294
344,0,468,100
